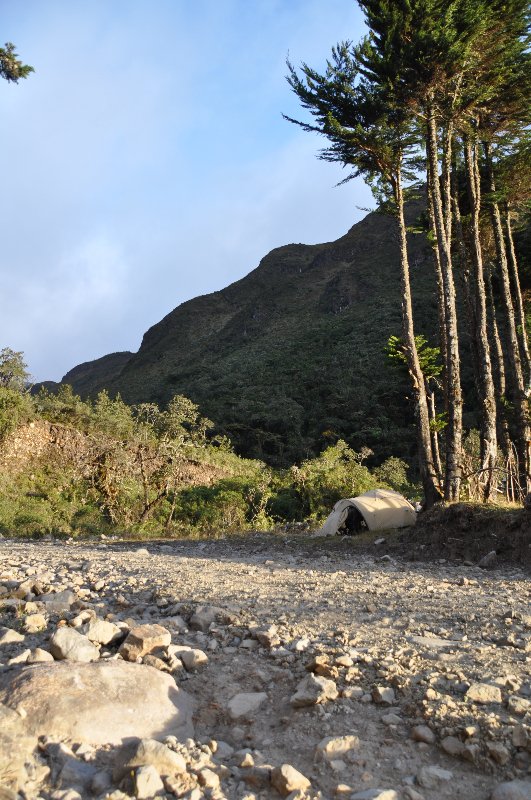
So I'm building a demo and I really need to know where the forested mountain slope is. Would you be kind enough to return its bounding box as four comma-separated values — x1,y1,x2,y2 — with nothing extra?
55,200,448,467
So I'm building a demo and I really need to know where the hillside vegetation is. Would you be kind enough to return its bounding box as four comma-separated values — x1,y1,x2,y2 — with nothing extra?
1,376,419,538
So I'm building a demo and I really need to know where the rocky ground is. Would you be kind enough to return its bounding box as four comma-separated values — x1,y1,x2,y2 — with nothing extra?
0,531,530,800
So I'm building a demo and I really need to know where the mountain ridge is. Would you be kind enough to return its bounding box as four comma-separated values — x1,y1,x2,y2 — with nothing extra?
44,201,443,467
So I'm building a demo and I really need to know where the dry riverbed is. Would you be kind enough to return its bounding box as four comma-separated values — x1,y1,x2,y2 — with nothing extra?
0,531,530,800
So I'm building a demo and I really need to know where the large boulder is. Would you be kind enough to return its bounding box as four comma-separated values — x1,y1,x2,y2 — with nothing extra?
0,703,35,793
0,661,194,746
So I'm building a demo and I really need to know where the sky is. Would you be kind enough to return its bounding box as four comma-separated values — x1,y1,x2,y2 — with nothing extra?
1,0,372,382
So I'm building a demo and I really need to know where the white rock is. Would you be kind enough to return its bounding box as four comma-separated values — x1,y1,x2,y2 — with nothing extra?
23,614,47,633
7,649,30,664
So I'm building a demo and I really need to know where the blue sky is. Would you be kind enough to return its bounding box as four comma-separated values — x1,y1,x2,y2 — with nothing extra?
1,0,371,382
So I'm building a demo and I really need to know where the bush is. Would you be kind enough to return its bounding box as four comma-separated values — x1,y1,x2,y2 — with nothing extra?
373,456,412,496
291,440,376,521
173,480,249,533
0,387,34,440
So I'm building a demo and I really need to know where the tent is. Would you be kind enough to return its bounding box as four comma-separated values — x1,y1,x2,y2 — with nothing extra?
318,489,416,536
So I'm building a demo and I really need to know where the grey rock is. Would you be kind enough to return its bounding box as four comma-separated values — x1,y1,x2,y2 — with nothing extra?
189,605,226,633
49,627,100,663
440,735,465,757
0,627,24,644
416,765,453,789
90,770,112,795
491,781,531,800
27,648,54,663
411,725,436,744
41,590,76,614
114,738,187,780
372,686,396,705
82,617,122,645
134,764,164,798
58,757,97,790
228,692,268,720
291,673,338,707
0,661,194,746
478,550,497,568
119,623,171,661
270,764,311,796
465,682,502,704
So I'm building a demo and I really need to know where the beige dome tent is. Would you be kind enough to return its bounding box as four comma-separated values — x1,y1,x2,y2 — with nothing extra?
318,489,416,536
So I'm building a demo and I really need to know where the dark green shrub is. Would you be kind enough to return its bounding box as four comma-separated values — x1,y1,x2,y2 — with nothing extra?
173,481,249,532
0,387,34,440
291,440,376,521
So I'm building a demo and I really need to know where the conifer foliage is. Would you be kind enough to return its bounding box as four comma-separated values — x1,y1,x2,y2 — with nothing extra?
286,0,530,506
0,42,33,83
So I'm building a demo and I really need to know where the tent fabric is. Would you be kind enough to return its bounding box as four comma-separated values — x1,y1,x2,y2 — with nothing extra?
318,489,416,535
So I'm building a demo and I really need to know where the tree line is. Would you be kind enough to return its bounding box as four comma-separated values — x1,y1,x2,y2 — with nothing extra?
285,0,530,506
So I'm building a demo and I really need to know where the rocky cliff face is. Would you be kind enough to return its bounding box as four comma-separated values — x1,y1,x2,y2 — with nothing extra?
0,420,88,475
49,201,443,466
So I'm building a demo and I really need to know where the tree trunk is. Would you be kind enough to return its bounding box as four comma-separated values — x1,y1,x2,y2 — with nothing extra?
427,168,448,375
463,135,497,501
426,96,463,500
394,169,442,508
451,151,481,409
426,382,443,485
483,141,530,497
505,204,531,391
487,273,512,459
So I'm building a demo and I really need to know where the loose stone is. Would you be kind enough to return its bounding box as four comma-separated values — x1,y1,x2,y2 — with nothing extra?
270,764,311,796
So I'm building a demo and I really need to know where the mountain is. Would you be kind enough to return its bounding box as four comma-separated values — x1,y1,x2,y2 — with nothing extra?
51,200,449,467
61,352,134,396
